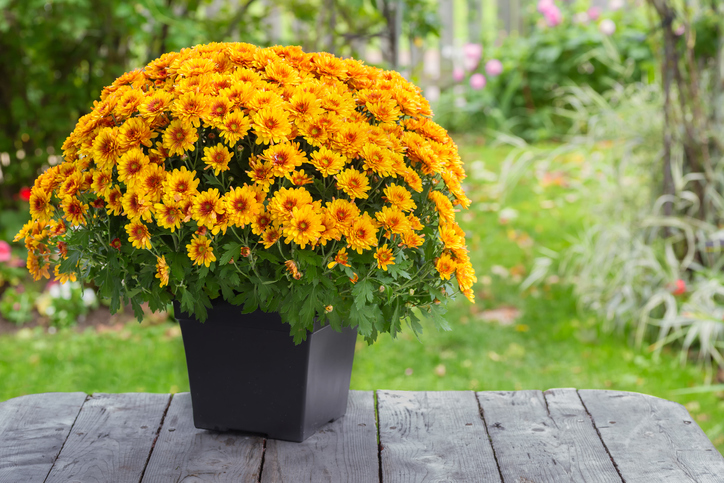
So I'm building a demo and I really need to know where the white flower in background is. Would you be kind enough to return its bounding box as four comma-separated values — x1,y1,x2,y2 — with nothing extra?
573,12,589,24
424,85,440,103
599,19,616,35
82,288,97,307
609,0,624,11
498,207,518,224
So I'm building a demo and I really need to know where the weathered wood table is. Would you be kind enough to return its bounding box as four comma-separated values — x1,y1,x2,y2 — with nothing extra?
1,389,722,482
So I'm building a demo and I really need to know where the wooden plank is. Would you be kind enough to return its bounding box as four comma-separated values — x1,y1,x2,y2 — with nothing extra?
142,392,264,483
379,390,501,482
262,390,378,483
579,389,724,483
0,392,87,483
478,390,622,482
45,393,170,483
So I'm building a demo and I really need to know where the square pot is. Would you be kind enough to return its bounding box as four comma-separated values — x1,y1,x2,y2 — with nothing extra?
174,300,358,442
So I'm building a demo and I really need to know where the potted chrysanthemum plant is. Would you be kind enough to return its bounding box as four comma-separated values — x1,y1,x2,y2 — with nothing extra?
17,42,476,441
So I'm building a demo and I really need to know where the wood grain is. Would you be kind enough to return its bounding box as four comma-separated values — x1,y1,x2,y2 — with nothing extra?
478,389,622,483
141,392,264,483
0,392,87,483
579,389,724,483
379,390,501,483
44,393,170,483
261,390,378,483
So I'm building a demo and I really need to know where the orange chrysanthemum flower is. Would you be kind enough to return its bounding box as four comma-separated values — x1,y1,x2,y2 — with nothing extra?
117,148,150,186
91,169,114,198
172,92,211,128
246,158,275,192
310,147,346,177
383,184,416,212
119,117,157,150
269,187,314,223
217,110,251,146
283,204,324,249
29,189,54,222
286,169,314,186
163,166,200,203
375,206,410,236
374,244,395,271
138,90,173,120
186,234,215,267
261,226,281,249
252,107,292,145
61,196,88,226
162,120,198,156
122,190,154,223
125,221,152,250
251,210,273,236
346,213,378,254
92,127,123,170
138,164,167,202
260,142,306,177
327,247,351,268
156,255,170,288
224,185,262,227
336,168,370,200
202,143,232,176
435,253,457,280
192,188,225,229
154,201,183,232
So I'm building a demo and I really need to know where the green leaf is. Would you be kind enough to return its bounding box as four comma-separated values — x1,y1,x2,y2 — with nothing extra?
219,242,242,265
352,279,374,310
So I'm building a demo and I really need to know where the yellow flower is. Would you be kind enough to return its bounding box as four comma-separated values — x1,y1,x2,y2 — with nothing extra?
439,223,465,250
336,168,370,200
286,90,323,122
119,117,157,150
91,169,114,198
327,247,350,268
251,210,273,236
361,144,393,177
29,189,54,222
383,184,416,212
137,163,167,203
163,166,200,203
162,120,198,156
224,185,262,227
105,185,123,216
283,204,324,249
435,253,457,280
261,226,281,249
117,148,150,186
325,199,360,232
375,206,410,237
138,90,173,121
260,142,306,177
54,265,77,284
91,127,123,170
285,259,302,280
246,158,275,192
217,109,251,146
310,147,346,177
202,143,232,176
251,107,292,145
186,234,216,267
191,188,225,229
203,96,232,126
172,91,211,128
154,201,183,232
374,244,395,271
346,213,378,254
125,221,152,250
286,169,314,186
61,196,88,226
155,255,170,288
428,190,456,224
269,187,314,223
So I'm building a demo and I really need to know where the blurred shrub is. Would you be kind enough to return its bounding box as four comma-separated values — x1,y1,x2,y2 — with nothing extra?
434,2,655,141
0,287,36,325
36,281,99,329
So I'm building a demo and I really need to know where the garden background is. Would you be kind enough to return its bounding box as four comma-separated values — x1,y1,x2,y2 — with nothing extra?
1,0,723,453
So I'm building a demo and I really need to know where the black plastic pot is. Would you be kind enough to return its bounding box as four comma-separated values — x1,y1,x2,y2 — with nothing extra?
173,300,358,442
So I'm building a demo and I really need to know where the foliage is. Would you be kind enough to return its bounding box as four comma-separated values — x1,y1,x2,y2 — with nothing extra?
0,287,36,325
17,43,477,344
434,2,655,141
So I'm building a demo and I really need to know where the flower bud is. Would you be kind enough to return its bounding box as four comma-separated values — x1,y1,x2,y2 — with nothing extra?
325,305,333,313
409,288,415,296
240,247,251,257
379,285,385,293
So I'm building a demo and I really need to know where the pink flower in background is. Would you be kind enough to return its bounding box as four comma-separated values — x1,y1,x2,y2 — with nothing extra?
587,7,601,21
463,43,483,71
674,24,685,36
0,241,11,263
537,0,554,13
485,59,503,77
19,187,31,201
469,73,486,90
599,19,616,35
543,4,562,27
453,67,465,82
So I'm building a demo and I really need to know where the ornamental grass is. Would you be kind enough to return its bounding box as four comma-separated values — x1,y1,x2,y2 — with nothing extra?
17,43,476,343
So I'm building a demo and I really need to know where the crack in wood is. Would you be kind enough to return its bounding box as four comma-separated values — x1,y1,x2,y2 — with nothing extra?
375,390,383,483
41,393,89,483
474,391,505,483
138,393,174,483
576,390,626,483
257,437,267,483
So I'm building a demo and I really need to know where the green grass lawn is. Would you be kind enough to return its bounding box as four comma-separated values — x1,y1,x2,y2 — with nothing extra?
0,140,721,453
